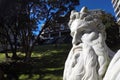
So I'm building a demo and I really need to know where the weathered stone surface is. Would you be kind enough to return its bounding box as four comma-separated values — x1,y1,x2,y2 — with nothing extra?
63,7,120,80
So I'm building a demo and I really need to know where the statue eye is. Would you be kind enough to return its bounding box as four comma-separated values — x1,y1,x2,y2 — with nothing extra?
86,29,92,33
70,14,76,20
79,30,85,34
80,13,87,19
80,29,92,35
82,30,85,33
84,15,93,21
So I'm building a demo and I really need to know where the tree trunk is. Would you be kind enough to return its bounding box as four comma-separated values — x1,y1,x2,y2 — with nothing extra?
11,43,18,59
12,51,18,59
24,45,32,61
5,52,10,61
7,33,18,60
12,35,19,59
4,45,10,58
25,51,32,61
5,52,9,58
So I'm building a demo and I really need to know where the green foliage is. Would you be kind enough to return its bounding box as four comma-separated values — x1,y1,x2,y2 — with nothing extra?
101,12,120,47
0,44,72,80
0,0,79,60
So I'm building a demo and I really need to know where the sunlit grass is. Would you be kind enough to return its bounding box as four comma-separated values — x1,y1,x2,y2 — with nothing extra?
43,74,62,80
31,52,42,57
19,74,29,80
19,74,40,80
0,53,5,62
0,44,72,80
19,74,62,80
1,43,119,80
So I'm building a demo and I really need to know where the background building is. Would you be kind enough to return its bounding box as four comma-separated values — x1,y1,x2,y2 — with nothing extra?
112,0,120,24
40,23,72,44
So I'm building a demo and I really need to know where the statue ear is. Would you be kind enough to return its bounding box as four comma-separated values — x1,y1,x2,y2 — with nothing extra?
80,6,88,13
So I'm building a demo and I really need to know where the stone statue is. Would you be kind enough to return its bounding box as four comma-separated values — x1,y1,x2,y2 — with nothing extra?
63,7,120,80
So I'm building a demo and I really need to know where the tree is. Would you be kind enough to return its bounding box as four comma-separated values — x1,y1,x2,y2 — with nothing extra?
0,0,80,60
0,0,28,59
101,12,120,47
19,0,80,60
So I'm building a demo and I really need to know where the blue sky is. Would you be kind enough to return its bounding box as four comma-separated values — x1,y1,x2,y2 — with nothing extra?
75,0,115,17
37,0,116,35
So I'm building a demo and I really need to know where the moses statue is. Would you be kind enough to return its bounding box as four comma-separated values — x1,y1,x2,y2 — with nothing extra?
63,7,120,80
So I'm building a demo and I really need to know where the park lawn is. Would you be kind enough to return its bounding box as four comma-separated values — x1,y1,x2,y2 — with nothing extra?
0,43,120,80
0,44,72,80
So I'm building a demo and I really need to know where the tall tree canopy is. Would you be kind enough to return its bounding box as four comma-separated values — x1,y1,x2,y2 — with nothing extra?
0,0,80,60
101,12,120,47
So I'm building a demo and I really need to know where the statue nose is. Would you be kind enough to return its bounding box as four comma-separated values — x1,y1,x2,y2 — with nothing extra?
75,42,81,45
72,40,81,46
72,31,82,46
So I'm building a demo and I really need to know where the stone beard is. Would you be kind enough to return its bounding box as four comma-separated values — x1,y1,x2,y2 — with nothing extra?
63,7,115,80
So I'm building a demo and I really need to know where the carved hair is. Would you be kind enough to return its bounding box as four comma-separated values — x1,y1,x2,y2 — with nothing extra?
69,7,107,41
63,7,112,80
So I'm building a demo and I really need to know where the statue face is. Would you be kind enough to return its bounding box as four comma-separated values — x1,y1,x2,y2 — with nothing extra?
70,16,101,46
69,8,106,47
71,29,82,46
70,13,104,46
71,26,94,46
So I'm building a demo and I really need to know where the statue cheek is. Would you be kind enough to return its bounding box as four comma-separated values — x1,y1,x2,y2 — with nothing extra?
88,32,98,41
81,32,98,43
81,33,90,43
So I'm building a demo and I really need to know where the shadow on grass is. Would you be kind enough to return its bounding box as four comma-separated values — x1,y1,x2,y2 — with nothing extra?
0,44,72,80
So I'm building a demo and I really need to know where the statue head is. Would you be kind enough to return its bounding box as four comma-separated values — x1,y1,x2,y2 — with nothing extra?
68,7,106,46
64,7,114,80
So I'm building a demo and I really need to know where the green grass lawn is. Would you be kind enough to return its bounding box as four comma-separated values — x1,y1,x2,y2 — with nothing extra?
0,44,72,80
1,43,119,80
